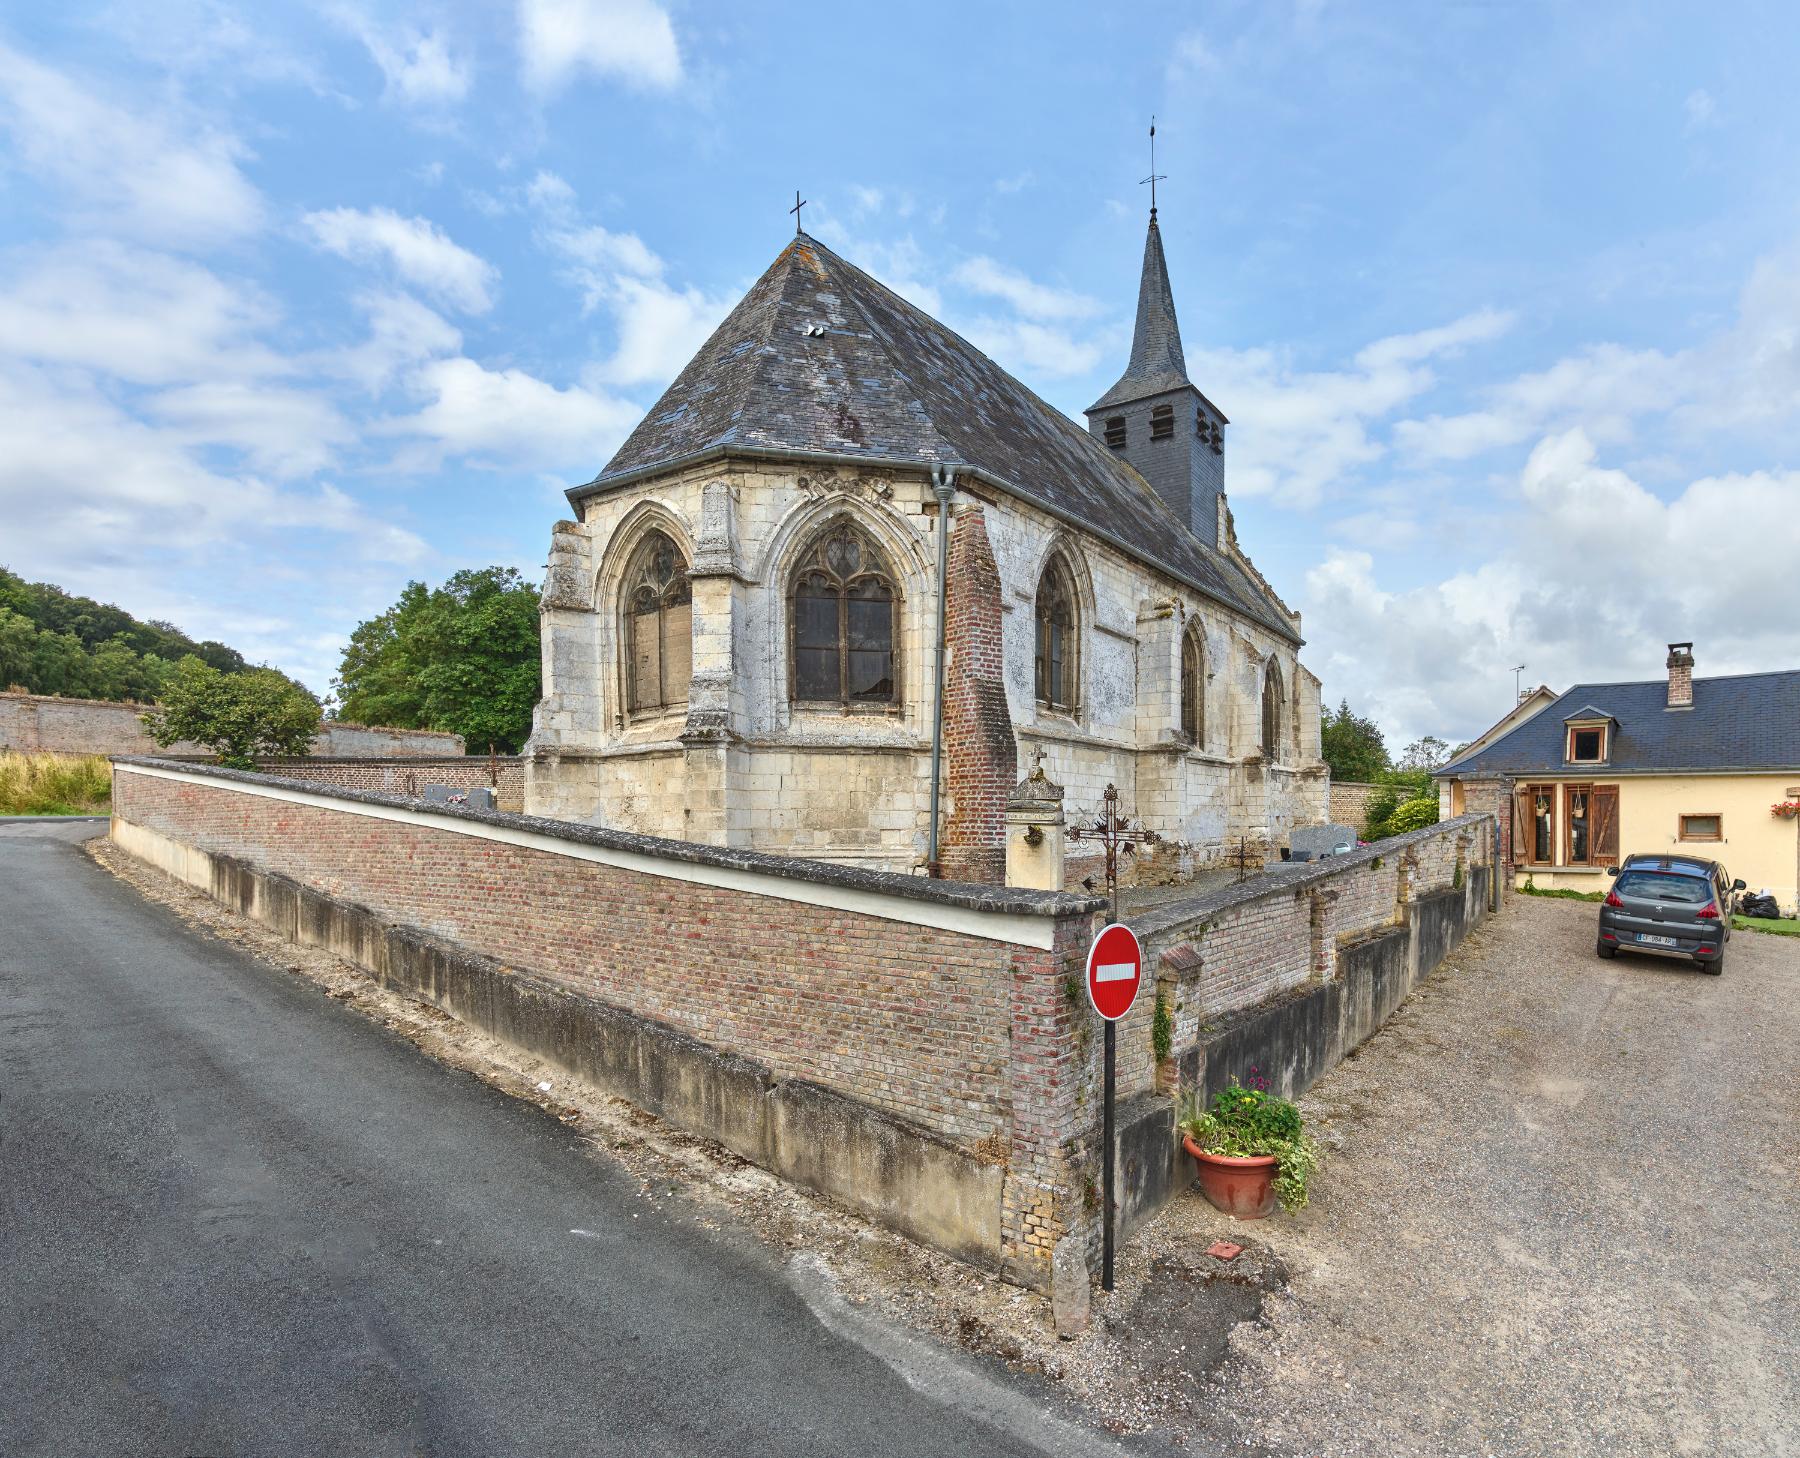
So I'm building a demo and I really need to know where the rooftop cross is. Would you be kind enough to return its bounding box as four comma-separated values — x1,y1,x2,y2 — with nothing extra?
1140,117,1167,219
789,189,808,234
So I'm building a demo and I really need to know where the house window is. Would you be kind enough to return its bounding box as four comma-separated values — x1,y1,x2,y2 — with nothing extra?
1104,416,1127,449
1034,557,1078,712
1563,784,1620,866
623,529,692,714
1150,403,1174,440
1180,627,1204,745
1567,725,1607,762
1679,813,1723,842
789,522,898,706
1261,662,1284,761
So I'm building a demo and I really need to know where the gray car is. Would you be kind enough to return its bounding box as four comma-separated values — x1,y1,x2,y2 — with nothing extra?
1597,853,1744,975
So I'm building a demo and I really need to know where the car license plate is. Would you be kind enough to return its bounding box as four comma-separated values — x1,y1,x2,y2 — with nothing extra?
1637,933,1679,947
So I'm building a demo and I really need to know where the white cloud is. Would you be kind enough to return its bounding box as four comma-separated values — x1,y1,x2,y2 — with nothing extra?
390,357,641,467
0,242,283,386
590,277,731,386
330,291,464,391
1196,309,1512,507
1301,431,1800,744
0,42,263,244
342,15,471,106
526,172,726,385
304,207,497,313
518,0,683,94
145,381,354,478
960,318,1105,379
1393,243,1800,464
0,361,426,575
951,256,1102,322
1684,88,1717,132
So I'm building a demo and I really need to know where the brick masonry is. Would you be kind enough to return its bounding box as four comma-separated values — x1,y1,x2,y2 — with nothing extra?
940,505,1016,883
111,757,1495,1290
257,756,526,813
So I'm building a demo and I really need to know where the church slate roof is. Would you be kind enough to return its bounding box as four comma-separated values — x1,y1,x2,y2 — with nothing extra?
577,232,1297,640
1440,671,1800,777
1086,215,1197,412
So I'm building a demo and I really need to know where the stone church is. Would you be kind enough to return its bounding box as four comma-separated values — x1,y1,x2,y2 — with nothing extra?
525,207,1328,882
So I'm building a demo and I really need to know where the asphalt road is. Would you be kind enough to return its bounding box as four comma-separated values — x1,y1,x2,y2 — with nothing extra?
0,822,1123,1458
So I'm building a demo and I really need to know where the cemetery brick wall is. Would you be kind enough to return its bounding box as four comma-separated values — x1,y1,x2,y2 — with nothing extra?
112,765,1039,1143
259,756,526,812
108,756,1491,1288
1111,814,1492,1100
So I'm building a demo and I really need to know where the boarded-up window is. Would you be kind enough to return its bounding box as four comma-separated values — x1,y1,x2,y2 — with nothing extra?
623,530,691,714
789,522,898,705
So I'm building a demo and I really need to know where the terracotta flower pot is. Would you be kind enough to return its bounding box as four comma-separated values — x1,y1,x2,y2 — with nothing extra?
1183,1134,1279,1219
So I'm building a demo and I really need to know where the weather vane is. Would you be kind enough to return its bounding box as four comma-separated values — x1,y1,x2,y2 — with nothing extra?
789,189,807,234
1141,117,1167,218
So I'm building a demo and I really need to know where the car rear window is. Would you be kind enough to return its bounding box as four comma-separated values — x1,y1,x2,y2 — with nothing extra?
1615,871,1712,904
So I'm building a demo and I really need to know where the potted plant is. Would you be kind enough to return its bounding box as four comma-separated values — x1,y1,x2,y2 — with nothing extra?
1177,1076,1320,1219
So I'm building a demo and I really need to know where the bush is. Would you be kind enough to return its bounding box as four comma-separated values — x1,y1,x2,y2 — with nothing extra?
0,752,112,815
1386,795,1440,834
1177,1077,1321,1212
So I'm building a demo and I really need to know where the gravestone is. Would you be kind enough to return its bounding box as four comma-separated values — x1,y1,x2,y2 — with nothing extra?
1290,823,1357,862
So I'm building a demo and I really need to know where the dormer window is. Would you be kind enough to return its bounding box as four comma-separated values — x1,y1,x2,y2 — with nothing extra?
1150,403,1174,440
1104,416,1126,449
1567,724,1607,763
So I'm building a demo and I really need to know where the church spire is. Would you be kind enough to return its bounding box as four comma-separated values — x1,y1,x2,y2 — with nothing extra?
1088,212,1191,411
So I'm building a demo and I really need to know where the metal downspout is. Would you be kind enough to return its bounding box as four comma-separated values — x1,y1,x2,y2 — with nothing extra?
926,465,956,876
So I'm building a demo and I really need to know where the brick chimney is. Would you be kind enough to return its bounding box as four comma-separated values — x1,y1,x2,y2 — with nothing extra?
1666,642,1695,709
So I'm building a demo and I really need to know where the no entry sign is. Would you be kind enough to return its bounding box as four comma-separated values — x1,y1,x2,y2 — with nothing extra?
1085,923,1143,1022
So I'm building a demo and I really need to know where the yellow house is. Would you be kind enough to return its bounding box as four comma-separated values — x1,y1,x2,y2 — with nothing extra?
1435,644,1800,913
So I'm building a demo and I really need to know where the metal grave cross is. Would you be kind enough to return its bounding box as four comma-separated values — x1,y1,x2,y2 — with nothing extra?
1067,783,1161,924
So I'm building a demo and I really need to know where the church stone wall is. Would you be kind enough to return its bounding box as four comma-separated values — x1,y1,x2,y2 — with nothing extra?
527,455,1328,878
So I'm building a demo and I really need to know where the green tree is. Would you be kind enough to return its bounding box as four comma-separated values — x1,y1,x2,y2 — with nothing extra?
1320,699,1388,784
334,567,541,753
1398,735,1452,772
145,658,321,769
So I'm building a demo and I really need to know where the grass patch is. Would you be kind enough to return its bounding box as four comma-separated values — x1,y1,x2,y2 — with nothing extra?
1519,882,1605,902
1733,914,1800,938
0,752,112,815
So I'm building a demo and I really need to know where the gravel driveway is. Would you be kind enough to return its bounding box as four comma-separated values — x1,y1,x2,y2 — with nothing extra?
1214,893,1800,1457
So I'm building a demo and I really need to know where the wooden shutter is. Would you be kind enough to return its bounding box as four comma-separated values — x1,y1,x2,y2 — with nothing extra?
1591,786,1619,864
1512,787,1532,861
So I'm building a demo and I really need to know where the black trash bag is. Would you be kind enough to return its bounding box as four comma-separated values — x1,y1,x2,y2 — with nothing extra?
1740,892,1782,919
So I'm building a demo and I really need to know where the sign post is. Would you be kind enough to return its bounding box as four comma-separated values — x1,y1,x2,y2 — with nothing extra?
1085,921,1143,1292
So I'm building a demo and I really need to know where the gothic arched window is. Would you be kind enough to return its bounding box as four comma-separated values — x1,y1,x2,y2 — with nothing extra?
1035,557,1078,713
623,529,692,714
790,522,898,705
1261,661,1285,761
1181,626,1204,745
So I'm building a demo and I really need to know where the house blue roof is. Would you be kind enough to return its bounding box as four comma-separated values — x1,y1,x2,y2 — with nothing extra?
1440,670,1800,777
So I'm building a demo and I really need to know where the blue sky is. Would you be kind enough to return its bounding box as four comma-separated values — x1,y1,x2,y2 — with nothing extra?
3,1,1798,746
